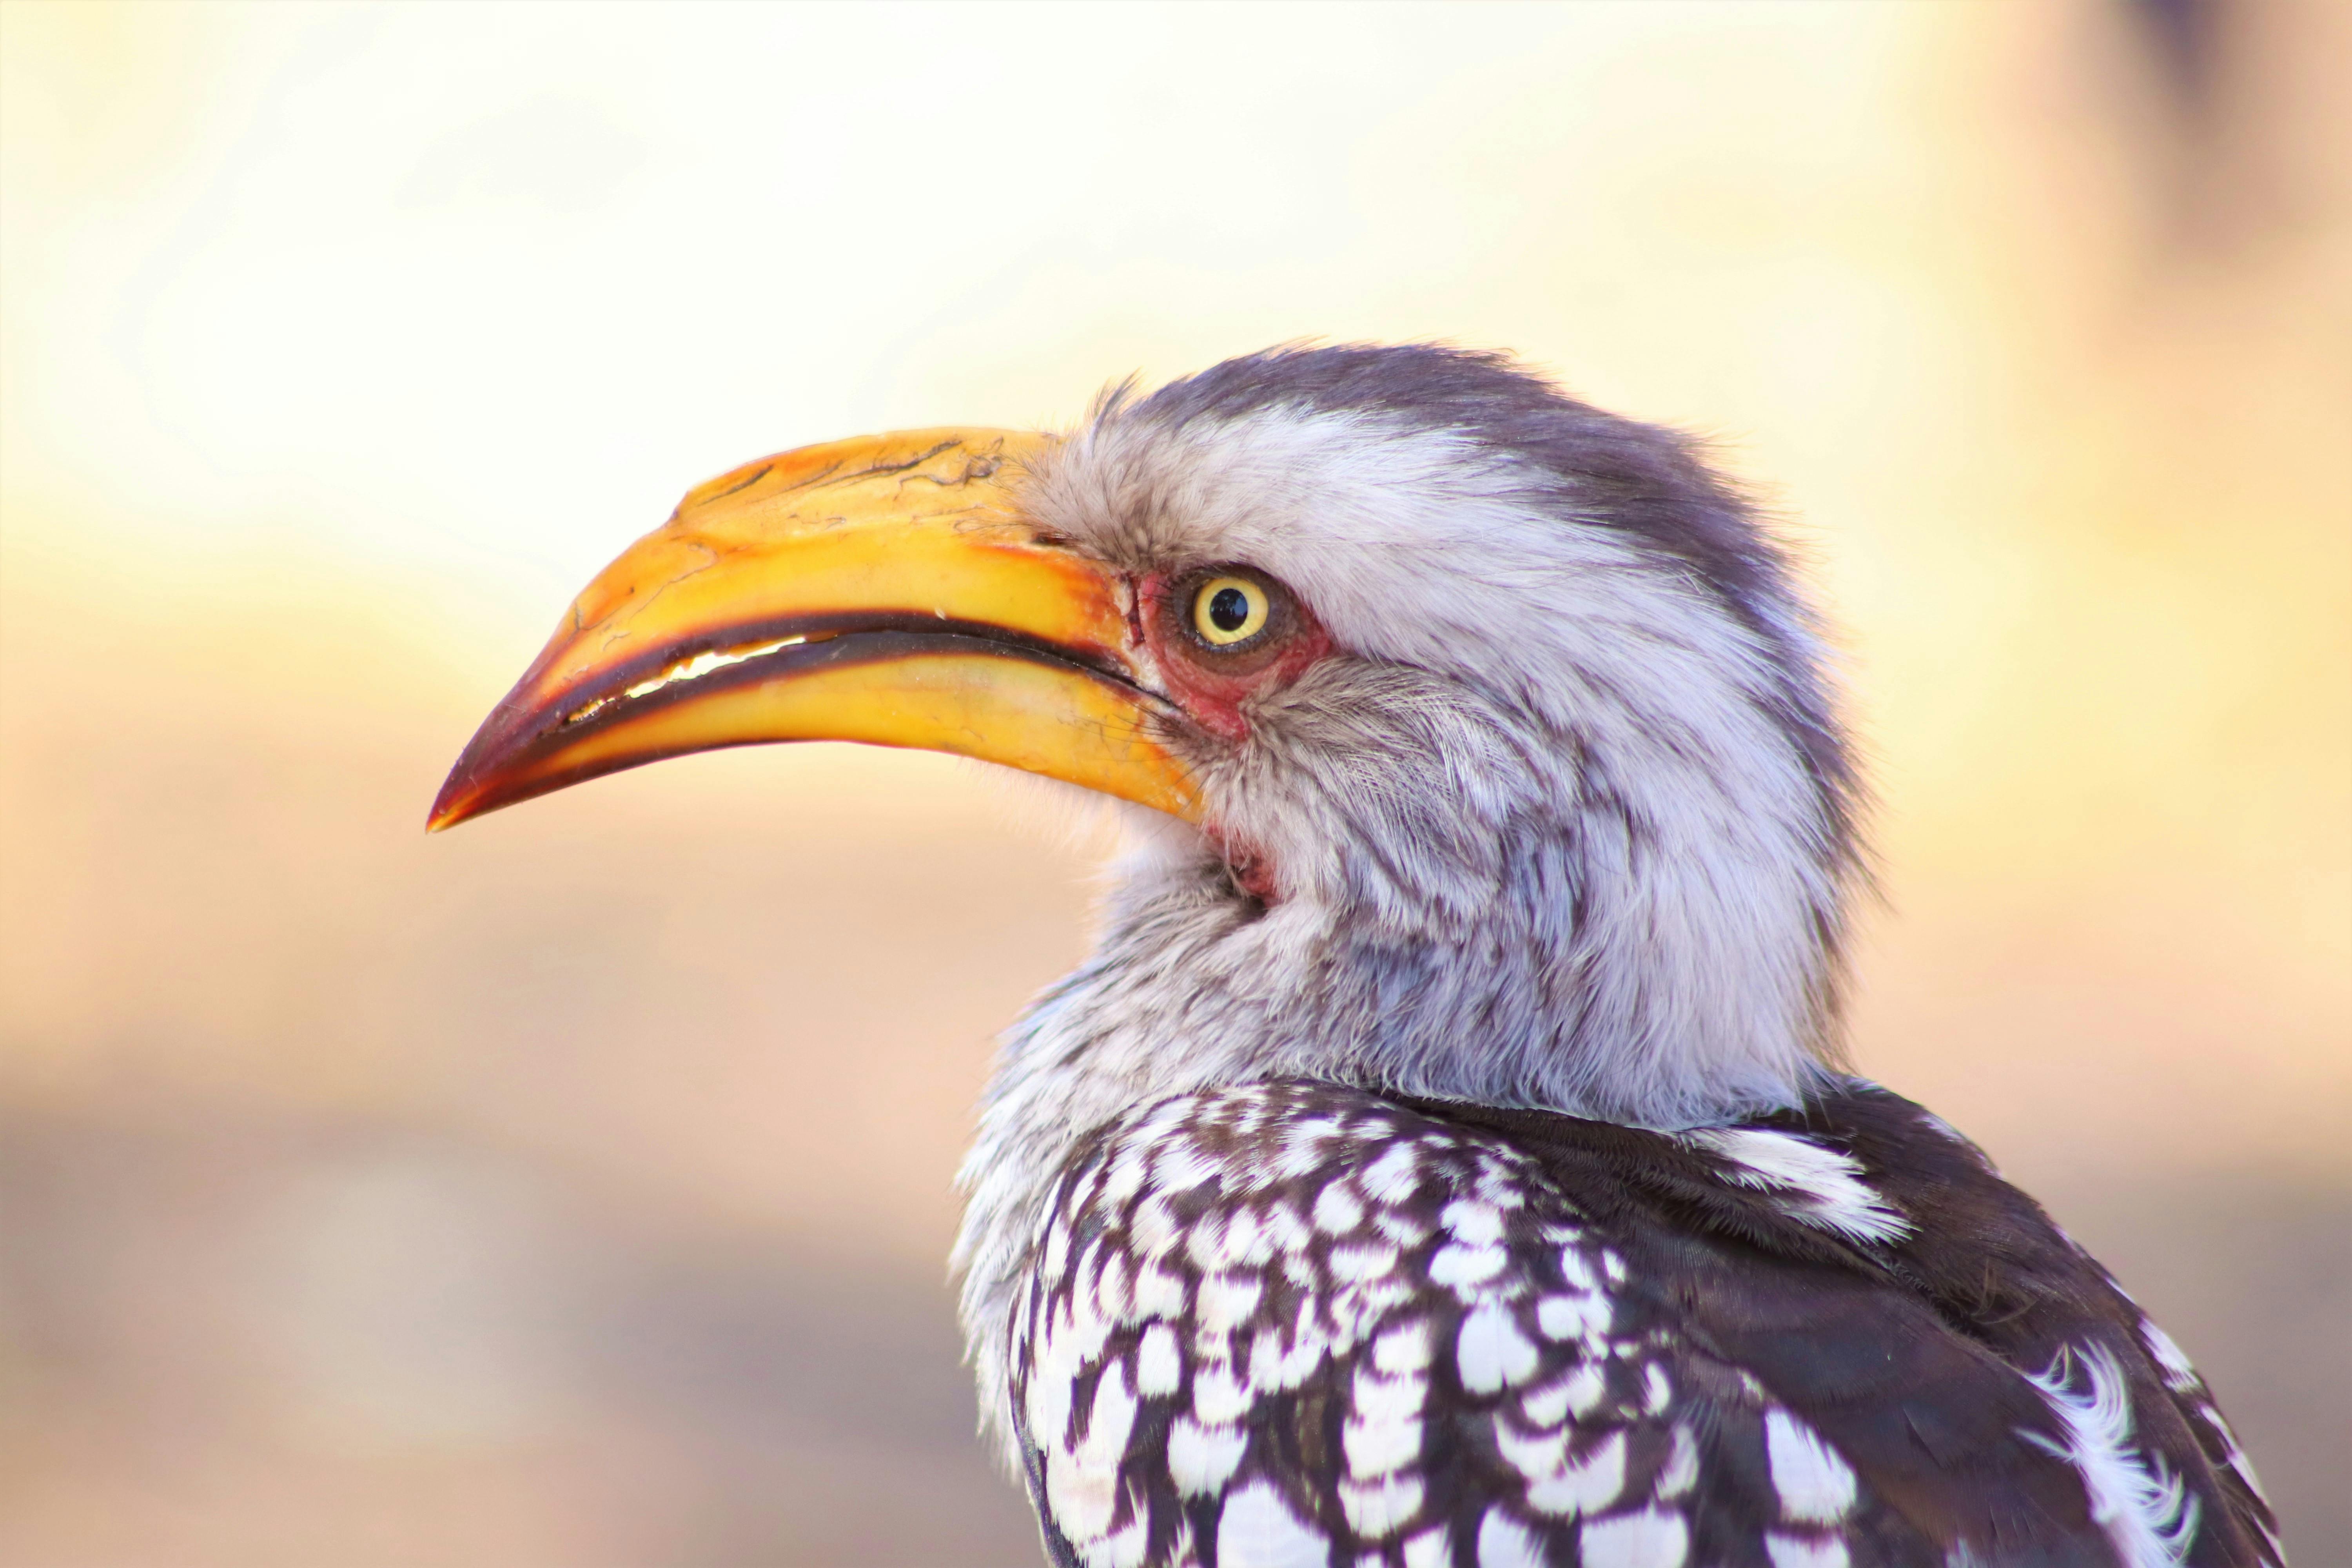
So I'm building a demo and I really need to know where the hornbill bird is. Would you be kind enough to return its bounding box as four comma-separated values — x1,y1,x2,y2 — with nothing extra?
430,345,2281,1568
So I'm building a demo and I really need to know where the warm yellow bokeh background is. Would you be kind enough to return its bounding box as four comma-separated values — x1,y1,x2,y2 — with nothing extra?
2,3,2344,1563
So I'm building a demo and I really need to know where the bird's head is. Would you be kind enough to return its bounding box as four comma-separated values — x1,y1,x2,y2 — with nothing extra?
432,345,1861,1127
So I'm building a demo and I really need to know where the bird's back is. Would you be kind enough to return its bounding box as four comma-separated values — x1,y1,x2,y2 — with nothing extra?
1010,1079,2279,1568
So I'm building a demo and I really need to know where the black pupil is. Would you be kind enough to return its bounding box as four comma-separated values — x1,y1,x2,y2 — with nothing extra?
1208,586,1253,634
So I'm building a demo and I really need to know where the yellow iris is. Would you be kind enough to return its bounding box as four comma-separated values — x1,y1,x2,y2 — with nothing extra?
1191,576,1270,646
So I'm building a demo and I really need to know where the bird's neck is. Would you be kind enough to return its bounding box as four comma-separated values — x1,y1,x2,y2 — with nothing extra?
951,832,1832,1450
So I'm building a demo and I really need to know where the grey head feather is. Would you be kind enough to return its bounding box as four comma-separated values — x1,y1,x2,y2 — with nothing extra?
1129,341,1857,842
956,343,1868,1453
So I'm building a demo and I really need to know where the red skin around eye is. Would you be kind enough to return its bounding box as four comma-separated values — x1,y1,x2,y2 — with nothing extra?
1132,572,1332,906
1133,573,1333,743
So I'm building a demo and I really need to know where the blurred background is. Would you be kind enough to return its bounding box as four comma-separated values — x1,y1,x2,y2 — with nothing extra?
1,2,2345,1562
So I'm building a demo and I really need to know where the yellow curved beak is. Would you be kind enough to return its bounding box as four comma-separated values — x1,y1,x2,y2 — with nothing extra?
426,428,1200,831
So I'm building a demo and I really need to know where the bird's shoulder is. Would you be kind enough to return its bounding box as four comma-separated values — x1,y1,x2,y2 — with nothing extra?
1009,1078,2280,1568
1414,1080,2282,1568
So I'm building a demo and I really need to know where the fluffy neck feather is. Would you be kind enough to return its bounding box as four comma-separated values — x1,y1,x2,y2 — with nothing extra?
953,347,1862,1457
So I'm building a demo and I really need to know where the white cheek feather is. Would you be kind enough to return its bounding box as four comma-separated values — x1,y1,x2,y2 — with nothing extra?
1017,401,1851,1133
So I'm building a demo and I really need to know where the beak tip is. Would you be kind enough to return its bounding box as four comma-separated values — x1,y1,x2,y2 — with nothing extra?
425,773,480,834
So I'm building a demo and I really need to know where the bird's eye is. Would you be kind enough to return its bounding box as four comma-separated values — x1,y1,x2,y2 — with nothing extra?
1190,576,1271,647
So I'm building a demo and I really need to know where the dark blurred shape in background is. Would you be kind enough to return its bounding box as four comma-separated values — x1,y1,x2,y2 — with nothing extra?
2129,0,2223,118
0,2,2343,1563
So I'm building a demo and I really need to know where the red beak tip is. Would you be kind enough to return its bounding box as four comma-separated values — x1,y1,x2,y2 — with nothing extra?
424,777,477,833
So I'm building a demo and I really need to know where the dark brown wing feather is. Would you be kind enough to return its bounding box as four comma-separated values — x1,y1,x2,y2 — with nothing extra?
1412,1080,2283,1565
1011,1079,2279,1566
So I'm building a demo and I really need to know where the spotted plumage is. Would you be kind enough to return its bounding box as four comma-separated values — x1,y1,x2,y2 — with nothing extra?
1007,1080,2278,1567
429,338,2285,1566
944,345,2286,1566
